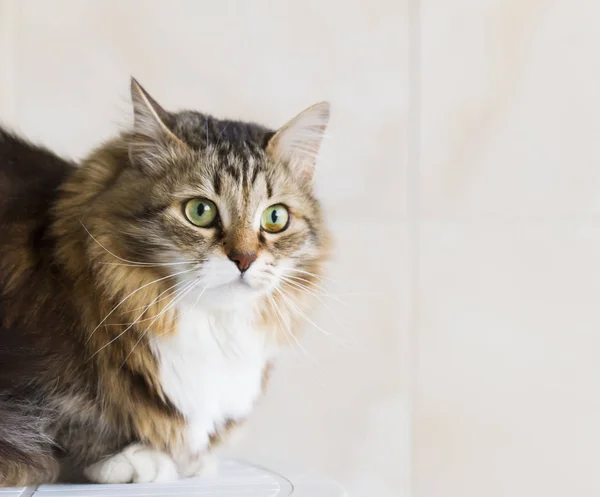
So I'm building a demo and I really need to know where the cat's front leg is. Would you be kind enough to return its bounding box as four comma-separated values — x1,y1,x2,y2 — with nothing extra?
174,418,243,477
84,443,179,483
172,424,218,478
175,451,218,478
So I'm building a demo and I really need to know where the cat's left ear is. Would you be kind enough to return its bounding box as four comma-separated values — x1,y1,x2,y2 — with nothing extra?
129,78,185,173
266,102,330,183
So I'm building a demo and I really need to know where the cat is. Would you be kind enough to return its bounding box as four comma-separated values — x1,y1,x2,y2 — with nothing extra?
0,78,330,486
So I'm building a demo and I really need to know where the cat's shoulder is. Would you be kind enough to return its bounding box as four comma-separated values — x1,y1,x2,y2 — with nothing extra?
0,125,76,181
0,126,76,219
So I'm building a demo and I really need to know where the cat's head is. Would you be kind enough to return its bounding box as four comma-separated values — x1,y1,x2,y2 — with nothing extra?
75,79,331,311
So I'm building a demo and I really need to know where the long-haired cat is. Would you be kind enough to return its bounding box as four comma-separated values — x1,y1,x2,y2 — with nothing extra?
0,79,330,485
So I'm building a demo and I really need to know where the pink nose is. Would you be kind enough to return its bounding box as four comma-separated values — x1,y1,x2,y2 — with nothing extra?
227,251,257,273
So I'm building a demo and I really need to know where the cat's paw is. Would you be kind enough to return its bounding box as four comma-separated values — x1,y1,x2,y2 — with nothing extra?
84,443,179,483
179,452,218,478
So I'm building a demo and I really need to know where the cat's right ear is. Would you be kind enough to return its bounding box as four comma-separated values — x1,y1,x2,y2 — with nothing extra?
265,102,330,184
129,78,185,174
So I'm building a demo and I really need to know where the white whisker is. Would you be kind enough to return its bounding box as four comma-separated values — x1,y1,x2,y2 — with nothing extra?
279,278,363,350
120,277,205,367
119,280,191,316
267,295,315,362
102,279,189,326
274,287,357,350
284,267,341,286
87,267,195,342
145,282,207,347
281,275,350,307
285,269,378,299
89,277,200,360
99,261,197,268
79,219,167,266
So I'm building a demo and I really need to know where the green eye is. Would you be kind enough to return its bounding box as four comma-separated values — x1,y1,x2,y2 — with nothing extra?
184,198,218,227
261,204,290,233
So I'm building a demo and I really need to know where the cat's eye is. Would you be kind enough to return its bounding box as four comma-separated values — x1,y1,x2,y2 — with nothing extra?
184,198,218,227
261,204,290,233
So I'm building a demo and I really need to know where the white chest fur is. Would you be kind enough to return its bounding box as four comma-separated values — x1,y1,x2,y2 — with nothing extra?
150,304,273,454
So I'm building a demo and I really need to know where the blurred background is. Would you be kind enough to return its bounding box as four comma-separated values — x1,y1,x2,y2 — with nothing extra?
2,1,599,497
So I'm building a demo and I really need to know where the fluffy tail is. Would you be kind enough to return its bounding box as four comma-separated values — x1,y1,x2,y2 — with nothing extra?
0,400,59,486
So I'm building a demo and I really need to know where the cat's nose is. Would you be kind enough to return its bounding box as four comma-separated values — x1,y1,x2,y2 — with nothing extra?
227,251,257,273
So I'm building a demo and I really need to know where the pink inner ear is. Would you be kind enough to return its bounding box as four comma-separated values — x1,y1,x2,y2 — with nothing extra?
130,78,183,148
265,102,330,180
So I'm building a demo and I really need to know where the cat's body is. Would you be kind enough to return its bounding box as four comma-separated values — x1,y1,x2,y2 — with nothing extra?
0,80,330,486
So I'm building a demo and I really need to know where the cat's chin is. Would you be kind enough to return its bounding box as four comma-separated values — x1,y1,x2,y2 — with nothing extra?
193,277,273,310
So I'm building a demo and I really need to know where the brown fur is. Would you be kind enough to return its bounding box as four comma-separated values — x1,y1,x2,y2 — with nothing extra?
0,80,330,485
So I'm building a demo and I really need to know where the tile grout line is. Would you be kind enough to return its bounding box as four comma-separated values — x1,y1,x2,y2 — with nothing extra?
18,487,37,497
407,0,421,496
0,0,17,123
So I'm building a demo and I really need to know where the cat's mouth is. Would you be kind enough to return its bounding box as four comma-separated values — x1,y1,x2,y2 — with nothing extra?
187,273,275,310
189,256,278,308
204,273,267,292
233,276,252,288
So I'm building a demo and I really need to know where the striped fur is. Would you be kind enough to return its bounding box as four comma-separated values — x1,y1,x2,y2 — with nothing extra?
0,79,330,485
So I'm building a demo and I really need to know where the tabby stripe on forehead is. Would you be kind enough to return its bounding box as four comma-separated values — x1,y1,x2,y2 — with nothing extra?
213,170,222,195
266,176,273,199
251,164,259,186
225,165,239,181
241,163,251,202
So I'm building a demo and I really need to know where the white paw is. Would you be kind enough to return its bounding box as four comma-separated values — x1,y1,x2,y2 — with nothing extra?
179,452,218,478
84,444,179,483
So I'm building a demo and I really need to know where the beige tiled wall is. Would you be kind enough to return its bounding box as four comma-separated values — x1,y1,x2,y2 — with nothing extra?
2,1,599,496
416,1,600,497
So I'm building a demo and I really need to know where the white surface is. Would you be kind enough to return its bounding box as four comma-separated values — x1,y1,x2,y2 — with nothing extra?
3,460,345,497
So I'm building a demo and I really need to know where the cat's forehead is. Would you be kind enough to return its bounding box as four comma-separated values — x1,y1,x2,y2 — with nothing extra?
196,146,283,211
168,112,292,200
169,148,288,230
172,111,273,156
